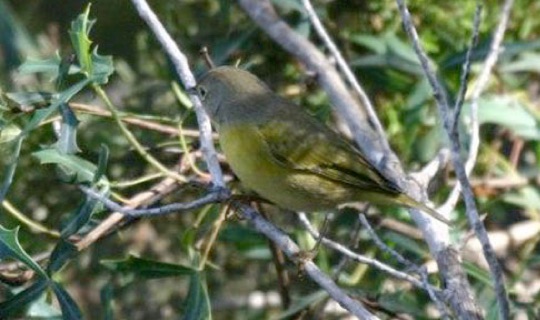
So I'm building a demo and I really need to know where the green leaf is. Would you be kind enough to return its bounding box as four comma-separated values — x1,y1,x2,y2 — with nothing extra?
0,279,49,318
18,55,63,75
349,34,423,76
5,91,54,108
464,261,492,286
55,103,81,154
69,4,94,75
89,47,114,84
47,239,78,275
100,282,114,320
93,144,109,184
503,186,540,211
101,255,196,279
56,78,92,107
348,34,387,54
500,52,540,73
0,135,23,202
0,224,48,278
51,282,83,320
21,79,90,136
0,123,21,145
466,95,540,140
60,191,105,238
56,54,77,90
33,148,99,184
182,271,212,320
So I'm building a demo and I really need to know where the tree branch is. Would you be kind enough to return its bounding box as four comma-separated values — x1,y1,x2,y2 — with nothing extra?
396,0,512,318
130,0,225,188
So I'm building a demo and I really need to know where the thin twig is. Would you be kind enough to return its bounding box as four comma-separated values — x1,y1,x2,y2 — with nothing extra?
296,213,441,294
300,0,389,152
238,205,378,319
443,0,515,213
69,102,204,137
76,173,182,251
358,214,448,318
358,214,420,272
1,200,60,238
79,185,229,217
452,5,483,132
258,205,292,309
93,85,188,183
396,1,511,318
130,0,225,188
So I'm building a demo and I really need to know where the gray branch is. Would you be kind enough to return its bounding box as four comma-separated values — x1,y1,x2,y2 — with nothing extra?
396,0,511,318
130,0,224,188
442,0,515,213
300,0,390,152
239,206,379,319
297,213,442,296
79,185,229,217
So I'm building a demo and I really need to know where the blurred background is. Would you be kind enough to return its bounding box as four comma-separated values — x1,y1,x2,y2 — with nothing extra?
0,0,539,318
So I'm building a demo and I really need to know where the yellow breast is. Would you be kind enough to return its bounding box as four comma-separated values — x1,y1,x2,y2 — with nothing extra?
218,123,339,212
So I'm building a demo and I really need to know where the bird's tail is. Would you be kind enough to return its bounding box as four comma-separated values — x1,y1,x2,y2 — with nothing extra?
394,194,451,225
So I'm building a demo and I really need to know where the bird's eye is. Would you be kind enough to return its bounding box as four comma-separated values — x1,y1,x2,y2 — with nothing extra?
197,86,208,100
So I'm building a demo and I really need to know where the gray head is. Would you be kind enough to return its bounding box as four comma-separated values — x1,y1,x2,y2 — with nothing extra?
195,66,272,124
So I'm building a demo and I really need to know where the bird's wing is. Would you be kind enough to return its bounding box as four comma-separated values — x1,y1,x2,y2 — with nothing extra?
257,114,400,195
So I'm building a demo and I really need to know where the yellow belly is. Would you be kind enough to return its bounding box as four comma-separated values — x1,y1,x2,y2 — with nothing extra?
219,124,351,212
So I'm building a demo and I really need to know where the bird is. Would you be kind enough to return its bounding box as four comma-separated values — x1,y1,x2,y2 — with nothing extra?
194,66,449,224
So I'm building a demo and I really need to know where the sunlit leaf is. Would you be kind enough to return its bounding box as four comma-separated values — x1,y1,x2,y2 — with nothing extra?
69,4,94,75
18,55,62,75
464,95,540,140
0,123,21,145
5,91,54,108
32,148,99,184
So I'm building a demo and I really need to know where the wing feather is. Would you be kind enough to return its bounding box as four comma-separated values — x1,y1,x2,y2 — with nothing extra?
256,109,400,195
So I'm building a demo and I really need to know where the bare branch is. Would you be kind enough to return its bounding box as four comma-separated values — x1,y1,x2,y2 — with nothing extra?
239,207,378,319
79,185,229,217
396,0,512,318
130,0,225,188
296,213,441,294
358,214,449,318
452,5,483,133
443,0,515,213
300,0,389,152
